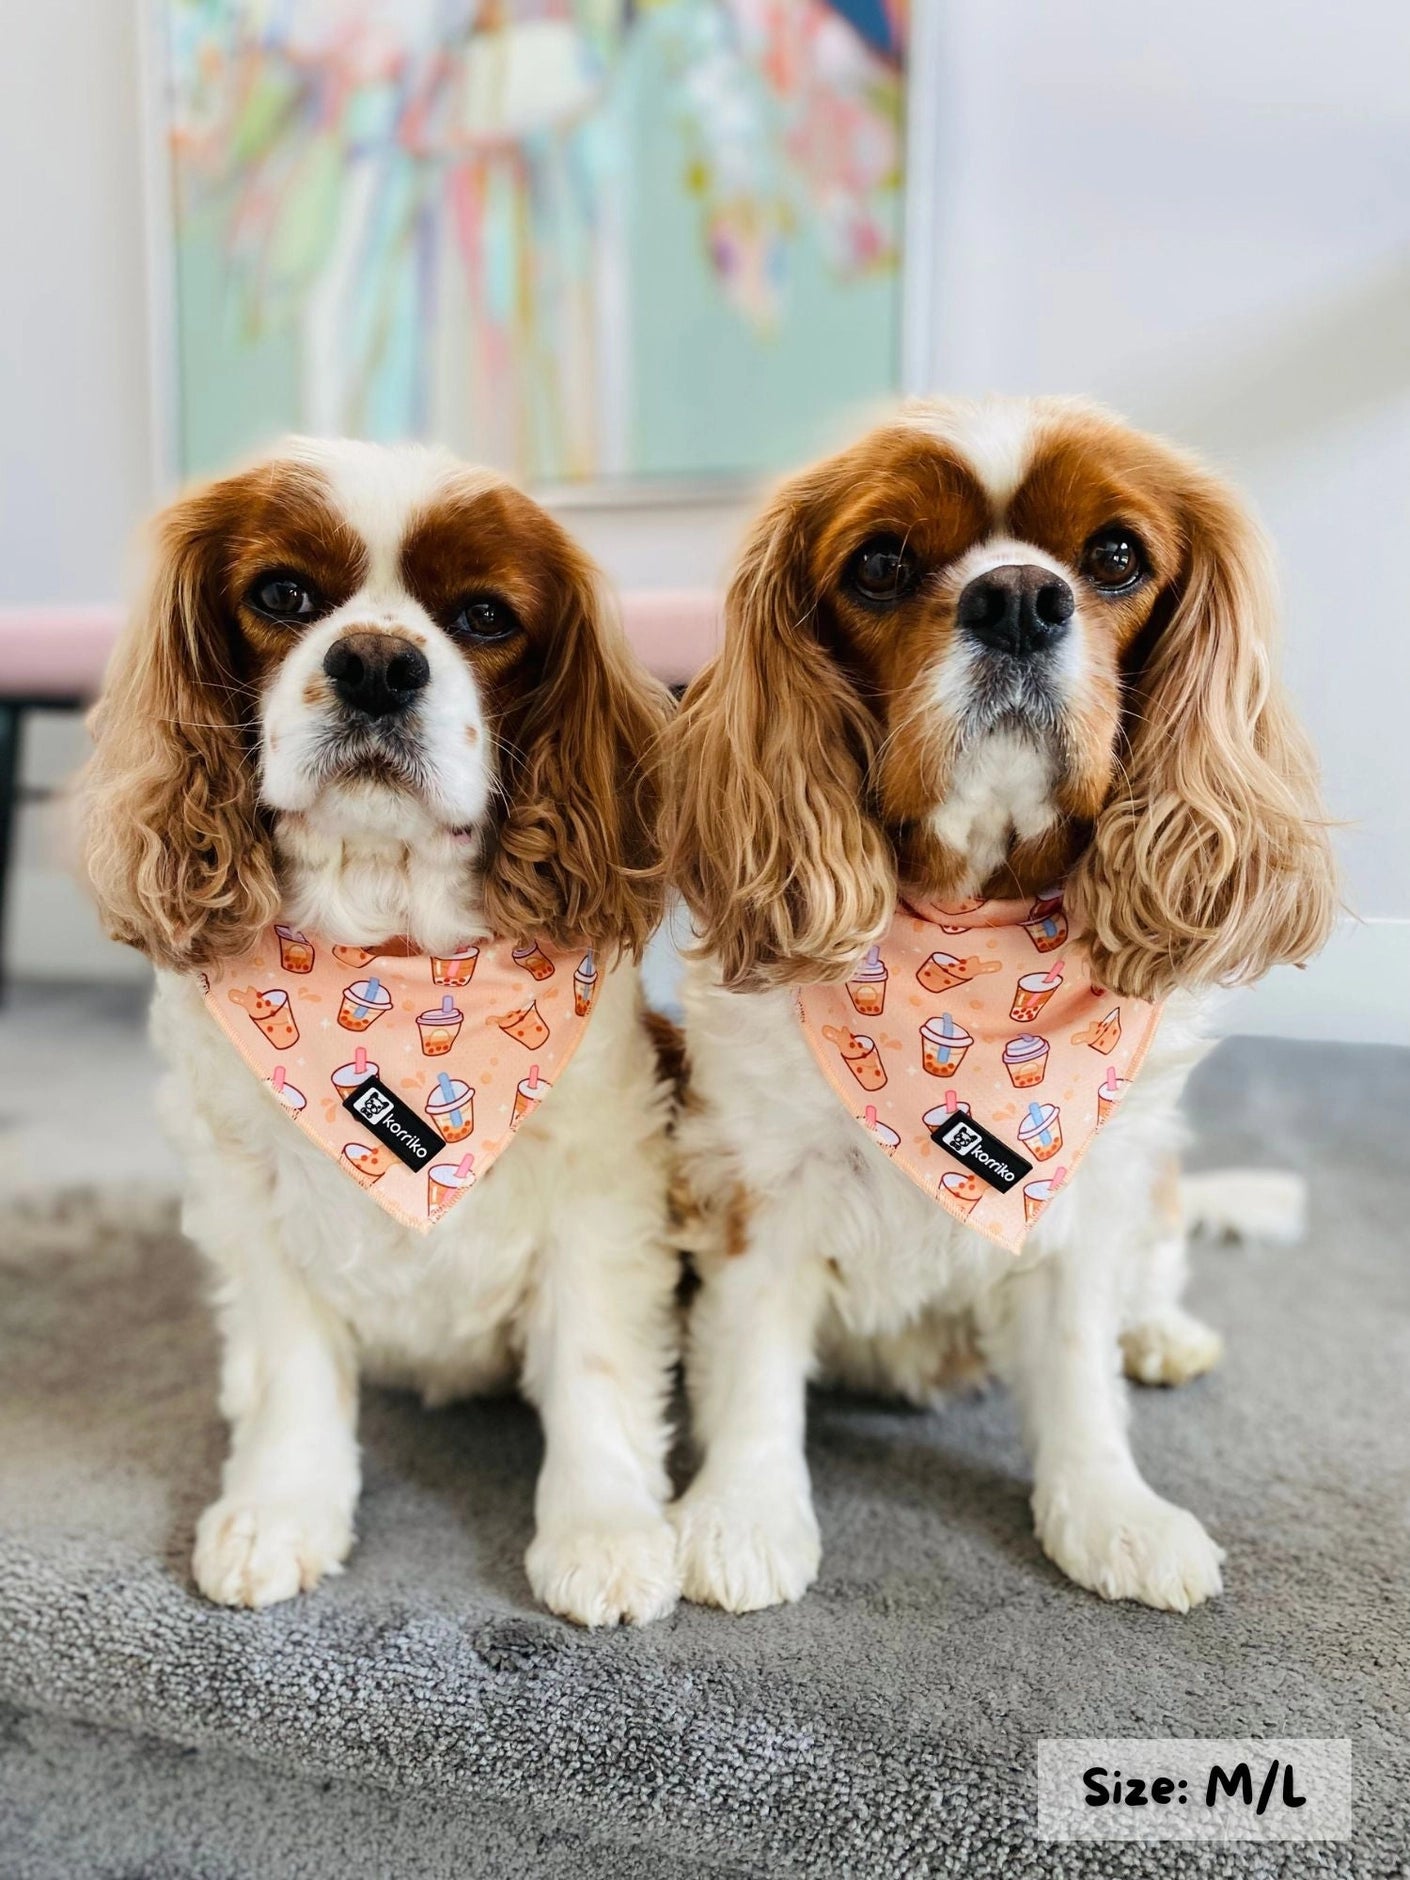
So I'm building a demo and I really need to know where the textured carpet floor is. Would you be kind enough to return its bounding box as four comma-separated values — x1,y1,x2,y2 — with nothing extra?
1,1037,1407,1879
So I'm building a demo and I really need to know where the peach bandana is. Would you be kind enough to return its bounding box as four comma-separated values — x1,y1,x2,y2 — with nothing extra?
199,925,601,1232
795,889,1163,1252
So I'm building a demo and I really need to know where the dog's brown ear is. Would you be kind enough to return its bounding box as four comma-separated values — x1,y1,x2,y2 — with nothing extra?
480,533,672,962
80,477,280,970
660,482,894,989
1073,457,1337,1000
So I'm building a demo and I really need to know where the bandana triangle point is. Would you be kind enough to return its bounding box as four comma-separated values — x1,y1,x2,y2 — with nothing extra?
199,926,600,1232
795,888,1163,1251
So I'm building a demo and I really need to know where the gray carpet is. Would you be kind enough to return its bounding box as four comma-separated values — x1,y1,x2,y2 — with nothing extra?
1,1038,1407,1879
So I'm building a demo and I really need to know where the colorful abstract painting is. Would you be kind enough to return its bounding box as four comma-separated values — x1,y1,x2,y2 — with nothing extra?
159,0,906,485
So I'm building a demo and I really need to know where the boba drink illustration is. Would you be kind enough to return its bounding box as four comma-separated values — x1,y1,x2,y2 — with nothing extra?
430,945,479,987
916,950,1001,993
338,975,392,1031
1096,1065,1127,1126
512,939,555,982
920,1014,973,1078
574,951,599,1017
496,1001,550,1051
1018,1100,1064,1163
1010,959,1064,1023
936,895,986,916
512,1063,549,1128
1073,1007,1123,1053
1023,891,1068,954
417,994,464,1056
342,1141,393,1186
230,985,299,1049
275,924,315,973
939,1170,985,1217
332,944,379,969
861,1103,900,1157
1002,1033,1050,1089
428,1153,476,1215
1023,1166,1068,1224
427,1072,474,1143
821,1025,887,1091
923,1090,971,1134
847,946,888,1017
269,1065,306,1115
331,1046,377,1102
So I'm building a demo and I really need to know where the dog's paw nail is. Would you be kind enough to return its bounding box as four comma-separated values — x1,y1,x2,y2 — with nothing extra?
1122,1310,1224,1386
671,1480,820,1613
1035,1482,1223,1612
526,1515,680,1628
192,1496,352,1608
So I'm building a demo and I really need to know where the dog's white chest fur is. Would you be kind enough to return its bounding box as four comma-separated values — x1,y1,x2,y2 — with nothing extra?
152,963,662,1397
926,733,1057,889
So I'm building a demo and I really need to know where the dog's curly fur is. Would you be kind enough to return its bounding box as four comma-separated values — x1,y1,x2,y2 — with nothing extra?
81,439,681,1628
661,397,1335,1614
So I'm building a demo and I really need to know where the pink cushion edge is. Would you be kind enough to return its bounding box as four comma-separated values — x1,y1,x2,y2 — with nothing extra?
0,595,720,695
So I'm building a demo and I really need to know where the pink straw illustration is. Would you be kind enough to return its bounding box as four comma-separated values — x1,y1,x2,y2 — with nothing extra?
354,1046,368,1077
864,1104,878,1128
1041,959,1065,988
526,1065,540,1092
945,1089,958,1114
1050,1166,1068,1189
454,1153,475,1180
271,1065,286,1092
1102,1066,1120,1096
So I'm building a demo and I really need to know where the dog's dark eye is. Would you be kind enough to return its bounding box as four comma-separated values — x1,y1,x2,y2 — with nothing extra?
846,535,918,606
1081,528,1145,593
248,573,321,622
450,597,520,643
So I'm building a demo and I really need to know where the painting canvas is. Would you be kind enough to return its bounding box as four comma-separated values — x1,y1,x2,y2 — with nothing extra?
157,0,907,488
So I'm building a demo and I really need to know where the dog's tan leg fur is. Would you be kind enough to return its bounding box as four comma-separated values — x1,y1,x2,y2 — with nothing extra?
1120,1156,1224,1387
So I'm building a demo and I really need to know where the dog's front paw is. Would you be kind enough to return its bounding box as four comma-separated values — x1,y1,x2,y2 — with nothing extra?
193,1495,353,1608
526,1513,680,1628
1122,1309,1224,1387
1034,1477,1224,1612
672,1475,820,1613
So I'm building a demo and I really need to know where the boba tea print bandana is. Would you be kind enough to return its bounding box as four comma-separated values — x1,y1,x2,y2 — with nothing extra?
794,888,1163,1253
200,925,601,1232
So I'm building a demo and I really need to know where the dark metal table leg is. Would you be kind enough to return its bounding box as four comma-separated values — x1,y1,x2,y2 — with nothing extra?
0,702,24,1005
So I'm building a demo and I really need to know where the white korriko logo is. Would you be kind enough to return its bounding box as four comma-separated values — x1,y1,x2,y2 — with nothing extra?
353,1087,394,1126
946,1121,983,1157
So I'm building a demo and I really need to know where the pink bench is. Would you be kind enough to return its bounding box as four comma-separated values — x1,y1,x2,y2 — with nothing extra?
0,591,721,990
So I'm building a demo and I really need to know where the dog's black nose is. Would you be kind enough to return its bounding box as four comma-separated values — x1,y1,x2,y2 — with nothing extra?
956,565,1074,657
323,632,430,718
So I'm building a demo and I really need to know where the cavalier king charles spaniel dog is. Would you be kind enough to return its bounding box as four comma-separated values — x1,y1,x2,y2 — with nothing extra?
81,440,680,1627
662,396,1335,1614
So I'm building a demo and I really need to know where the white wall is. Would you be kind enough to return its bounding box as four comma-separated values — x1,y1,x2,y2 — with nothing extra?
911,0,1410,1041
0,1,156,603
2,1,1407,1038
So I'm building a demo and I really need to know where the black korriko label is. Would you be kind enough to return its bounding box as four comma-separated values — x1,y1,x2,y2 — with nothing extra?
340,1075,446,1171
929,1111,1032,1193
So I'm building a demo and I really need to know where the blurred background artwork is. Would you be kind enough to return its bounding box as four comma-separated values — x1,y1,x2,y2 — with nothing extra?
158,0,907,487
1,1,1407,1034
